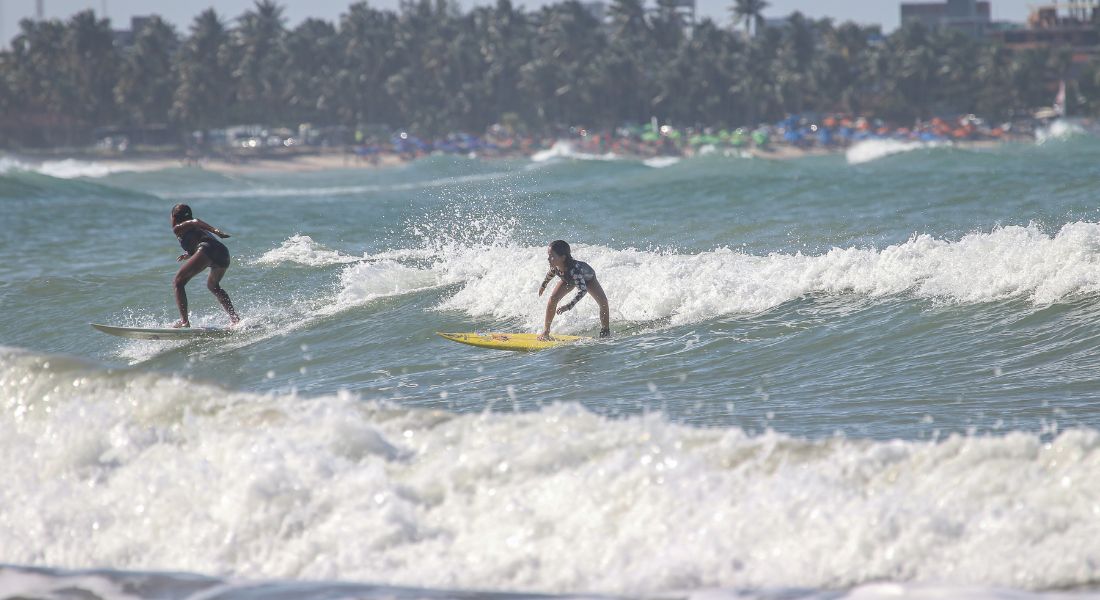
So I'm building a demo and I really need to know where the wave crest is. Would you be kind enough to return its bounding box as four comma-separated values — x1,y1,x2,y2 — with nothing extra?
254,235,362,267
426,223,1100,331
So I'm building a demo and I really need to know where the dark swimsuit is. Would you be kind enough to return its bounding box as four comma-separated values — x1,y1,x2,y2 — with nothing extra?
179,229,230,269
541,260,596,311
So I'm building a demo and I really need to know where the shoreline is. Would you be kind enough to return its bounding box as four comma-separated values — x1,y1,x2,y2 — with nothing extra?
4,136,1028,177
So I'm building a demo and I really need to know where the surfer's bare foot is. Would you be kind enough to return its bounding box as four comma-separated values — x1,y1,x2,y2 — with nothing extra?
172,319,190,328
599,328,611,338
537,333,552,341
229,316,241,327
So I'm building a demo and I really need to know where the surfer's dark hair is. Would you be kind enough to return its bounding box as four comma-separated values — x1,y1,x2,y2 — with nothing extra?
171,203,193,225
549,240,571,259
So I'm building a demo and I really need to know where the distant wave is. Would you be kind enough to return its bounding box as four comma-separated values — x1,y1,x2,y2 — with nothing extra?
0,156,162,179
642,156,681,168
1035,119,1088,145
2,345,1098,594
846,139,950,165
160,169,513,200
0,160,156,200
530,141,620,163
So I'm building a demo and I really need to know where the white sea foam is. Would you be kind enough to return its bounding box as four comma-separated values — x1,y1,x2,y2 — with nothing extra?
420,223,1100,332
253,234,362,267
530,141,620,163
643,156,681,168
115,239,449,364
2,346,1099,594
113,256,445,365
0,156,159,178
151,221,1100,356
1035,119,1088,145
332,259,444,309
846,139,949,165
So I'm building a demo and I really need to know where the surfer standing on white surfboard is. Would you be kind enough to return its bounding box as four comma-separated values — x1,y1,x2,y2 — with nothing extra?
170,203,240,328
538,240,610,340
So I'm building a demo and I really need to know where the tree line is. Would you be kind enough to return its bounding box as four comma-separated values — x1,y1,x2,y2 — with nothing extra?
0,0,1096,146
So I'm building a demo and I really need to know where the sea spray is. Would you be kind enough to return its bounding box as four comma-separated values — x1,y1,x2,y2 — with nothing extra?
2,347,1099,593
846,139,950,165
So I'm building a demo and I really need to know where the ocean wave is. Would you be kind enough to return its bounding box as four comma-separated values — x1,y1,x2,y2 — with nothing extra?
846,139,950,165
111,254,446,364
160,170,513,200
1035,119,1088,145
0,156,161,179
154,220,1100,350
643,156,681,168
414,222,1100,332
332,259,445,308
254,234,363,267
531,141,620,163
1,346,1098,594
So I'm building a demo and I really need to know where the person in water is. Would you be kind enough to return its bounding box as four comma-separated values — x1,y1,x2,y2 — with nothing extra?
538,240,610,339
170,203,240,328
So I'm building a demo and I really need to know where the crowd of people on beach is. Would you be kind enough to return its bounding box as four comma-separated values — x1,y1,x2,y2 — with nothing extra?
317,112,1036,165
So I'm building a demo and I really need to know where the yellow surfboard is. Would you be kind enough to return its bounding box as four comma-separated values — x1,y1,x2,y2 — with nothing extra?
436,332,588,352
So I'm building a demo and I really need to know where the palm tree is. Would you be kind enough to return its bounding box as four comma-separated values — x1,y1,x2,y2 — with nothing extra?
658,18,738,126
62,10,119,132
732,26,781,125
7,19,69,119
172,9,234,133
731,0,769,37
231,0,287,124
975,43,1015,119
820,21,874,114
385,0,468,133
115,16,179,126
472,0,532,126
775,11,815,113
283,18,340,123
337,2,399,127
519,1,605,126
650,0,686,51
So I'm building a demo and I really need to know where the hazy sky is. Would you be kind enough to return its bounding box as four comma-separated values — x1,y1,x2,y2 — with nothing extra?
0,0,1039,48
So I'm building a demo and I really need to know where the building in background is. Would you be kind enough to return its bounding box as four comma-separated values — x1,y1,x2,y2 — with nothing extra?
994,1,1100,52
580,1,607,23
669,0,696,27
900,0,992,35
111,15,153,48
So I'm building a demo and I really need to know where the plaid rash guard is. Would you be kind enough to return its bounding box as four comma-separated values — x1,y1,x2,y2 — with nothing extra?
540,260,596,311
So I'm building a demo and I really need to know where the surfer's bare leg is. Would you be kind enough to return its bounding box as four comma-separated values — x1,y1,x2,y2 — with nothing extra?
206,267,240,325
540,280,572,340
173,251,212,328
587,277,610,336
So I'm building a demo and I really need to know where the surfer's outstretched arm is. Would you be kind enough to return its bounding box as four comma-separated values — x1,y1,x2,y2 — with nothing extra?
173,218,230,239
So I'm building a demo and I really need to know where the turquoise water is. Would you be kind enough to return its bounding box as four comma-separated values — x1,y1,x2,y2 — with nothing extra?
2,134,1100,598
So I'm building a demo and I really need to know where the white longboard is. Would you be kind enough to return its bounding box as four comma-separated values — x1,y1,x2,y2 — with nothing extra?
91,323,235,340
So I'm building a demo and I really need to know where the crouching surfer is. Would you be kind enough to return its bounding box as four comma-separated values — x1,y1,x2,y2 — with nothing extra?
537,240,610,340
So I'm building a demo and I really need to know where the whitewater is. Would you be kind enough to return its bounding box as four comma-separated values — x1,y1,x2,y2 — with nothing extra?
3,133,1100,599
